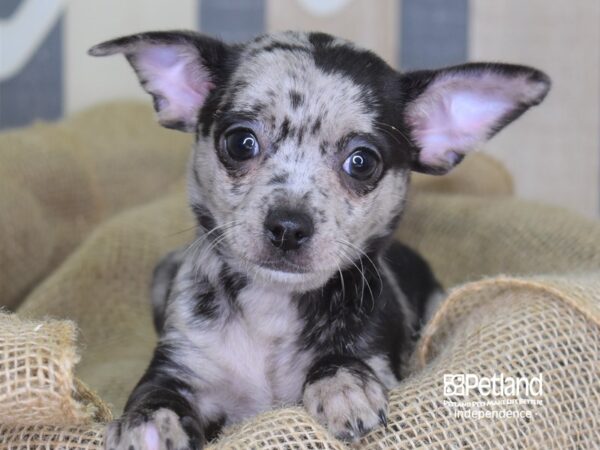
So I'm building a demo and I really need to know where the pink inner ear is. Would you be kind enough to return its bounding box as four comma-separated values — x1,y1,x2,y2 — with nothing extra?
450,91,511,133
406,70,544,170
135,46,214,129
411,88,512,168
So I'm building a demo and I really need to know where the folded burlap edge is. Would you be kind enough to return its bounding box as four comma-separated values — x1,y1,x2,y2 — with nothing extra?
0,313,112,427
204,271,600,448
3,272,599,447
416,273,600,369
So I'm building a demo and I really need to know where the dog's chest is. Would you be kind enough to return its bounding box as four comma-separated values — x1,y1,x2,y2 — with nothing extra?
195,285,313,422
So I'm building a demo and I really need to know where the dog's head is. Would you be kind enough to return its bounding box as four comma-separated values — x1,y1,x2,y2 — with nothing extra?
90,31,550,291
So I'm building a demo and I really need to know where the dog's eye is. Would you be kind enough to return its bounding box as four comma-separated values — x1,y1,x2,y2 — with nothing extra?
225,129,260,161
342,148,379,180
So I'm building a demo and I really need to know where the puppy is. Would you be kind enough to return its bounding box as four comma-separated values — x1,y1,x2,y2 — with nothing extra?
90,30,550,449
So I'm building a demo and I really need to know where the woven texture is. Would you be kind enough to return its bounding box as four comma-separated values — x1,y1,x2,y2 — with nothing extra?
0,314,111,428
0,102,191,310
0,424,105,450
1,102,599,448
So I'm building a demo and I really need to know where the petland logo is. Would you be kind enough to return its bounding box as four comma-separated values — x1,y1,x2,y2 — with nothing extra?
444,373,544,397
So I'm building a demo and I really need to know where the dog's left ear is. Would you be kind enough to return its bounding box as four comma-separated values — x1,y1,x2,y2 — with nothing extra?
89,31,230,132
400,63,551,174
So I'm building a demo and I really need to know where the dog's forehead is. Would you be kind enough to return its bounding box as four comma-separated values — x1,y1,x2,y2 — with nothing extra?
223,32,381,136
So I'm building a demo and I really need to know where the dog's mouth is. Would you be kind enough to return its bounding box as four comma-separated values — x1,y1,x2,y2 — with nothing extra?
251,258,311,274
227,250,335,291
256,259,310,274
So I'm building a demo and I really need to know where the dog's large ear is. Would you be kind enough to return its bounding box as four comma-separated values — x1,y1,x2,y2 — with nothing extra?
400,63,551,174
89,31,230,132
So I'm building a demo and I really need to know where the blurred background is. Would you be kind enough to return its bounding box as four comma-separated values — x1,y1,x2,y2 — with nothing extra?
0,0,598,217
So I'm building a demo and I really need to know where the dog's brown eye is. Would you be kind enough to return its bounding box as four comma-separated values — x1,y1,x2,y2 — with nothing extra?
225,129,260,161
343,148,379,180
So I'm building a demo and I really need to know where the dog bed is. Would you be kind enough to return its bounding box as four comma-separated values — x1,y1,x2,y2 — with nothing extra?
1,103,598,449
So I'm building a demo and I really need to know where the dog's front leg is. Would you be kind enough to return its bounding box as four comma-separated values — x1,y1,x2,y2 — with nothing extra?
104,345,206,450
303,354,388,443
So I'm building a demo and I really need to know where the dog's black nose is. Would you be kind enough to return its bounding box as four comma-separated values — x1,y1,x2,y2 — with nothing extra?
264,209,314,251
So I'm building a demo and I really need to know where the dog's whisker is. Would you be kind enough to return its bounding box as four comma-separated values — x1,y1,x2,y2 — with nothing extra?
336,241,380,312
183,221,239,258
337,246,373,311
194,225,240,276
166,224,199,237
373,120,412,146
188,222,242,283
336,239,384,299
334,257,346,303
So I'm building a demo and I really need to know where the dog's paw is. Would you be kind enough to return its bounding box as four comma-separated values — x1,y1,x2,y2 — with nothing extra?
303,367,388,443
104,408,200,450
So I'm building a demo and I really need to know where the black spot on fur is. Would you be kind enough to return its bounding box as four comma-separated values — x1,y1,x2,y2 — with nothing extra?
289,90,304,109
204,415,226,442
193,287,218,319
220,266,248,309
268,172,289,185
317,187,329,199
344,198,354,214
250,101,267,116
229,79,249,99
123,345,206,447
191,203,217,231
296,126,305,146
383,241,441,328
315,209,326,223
231,181,243,195
311,117,322,135
250,42,310,56
274,117,291,146
297,253,385,355
151,250,183,332
308,32,335,48
319,142,328,156
304,354,379,387
295,240,434,381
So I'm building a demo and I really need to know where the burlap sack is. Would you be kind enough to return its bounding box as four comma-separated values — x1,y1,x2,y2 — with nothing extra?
0,313,111,427
0,424,105,450
11,190,600,449
2,102,599,448
0,102,191,310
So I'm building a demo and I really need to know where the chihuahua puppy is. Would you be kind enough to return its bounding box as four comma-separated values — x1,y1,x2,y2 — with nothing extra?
90,30,550,449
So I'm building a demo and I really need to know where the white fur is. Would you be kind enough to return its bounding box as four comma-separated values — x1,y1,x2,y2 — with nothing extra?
166,258,314,425
366,355,399,390
105,408,189,450
379,258,416,332
303,367,387,442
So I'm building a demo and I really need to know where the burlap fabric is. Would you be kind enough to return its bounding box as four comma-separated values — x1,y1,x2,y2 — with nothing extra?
1,103,599,448
0,102,191,310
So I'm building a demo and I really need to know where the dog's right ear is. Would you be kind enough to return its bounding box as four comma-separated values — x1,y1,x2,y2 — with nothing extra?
89,31,230,132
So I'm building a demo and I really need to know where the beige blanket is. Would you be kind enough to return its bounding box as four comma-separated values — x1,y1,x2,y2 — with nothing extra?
1,103,598,449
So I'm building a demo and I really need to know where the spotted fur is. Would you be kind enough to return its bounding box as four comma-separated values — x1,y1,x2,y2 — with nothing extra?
90,30,550,449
